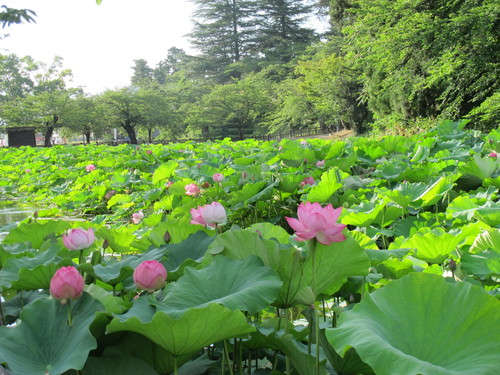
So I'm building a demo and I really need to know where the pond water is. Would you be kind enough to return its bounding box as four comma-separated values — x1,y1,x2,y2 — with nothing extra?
0,201,36,241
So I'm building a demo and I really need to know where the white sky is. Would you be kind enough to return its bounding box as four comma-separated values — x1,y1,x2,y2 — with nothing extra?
1,0,196,94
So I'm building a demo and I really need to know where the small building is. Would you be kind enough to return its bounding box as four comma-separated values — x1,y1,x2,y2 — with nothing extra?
6,127,36,147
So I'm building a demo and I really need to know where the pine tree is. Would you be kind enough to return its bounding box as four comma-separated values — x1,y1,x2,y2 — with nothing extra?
254,0,317,63
188,0,258,81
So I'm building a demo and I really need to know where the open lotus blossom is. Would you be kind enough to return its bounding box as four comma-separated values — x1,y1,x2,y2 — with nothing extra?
316,160,325,168
185,183,201,196
286,202,346,245
213,173,224,183
63,228,95,250
133,260,167,292
50,266,85,301
190,202,227,228
131,211,144,224
300,176,315,187
488,152,498,158
85,164,96,172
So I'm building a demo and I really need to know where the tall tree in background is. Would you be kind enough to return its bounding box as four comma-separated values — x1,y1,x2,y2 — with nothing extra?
130,59,154,86
254,0,317,63
344,0,499,129
188,0,258,81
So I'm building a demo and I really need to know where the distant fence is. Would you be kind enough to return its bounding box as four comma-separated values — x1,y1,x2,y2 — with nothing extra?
149,127,334,145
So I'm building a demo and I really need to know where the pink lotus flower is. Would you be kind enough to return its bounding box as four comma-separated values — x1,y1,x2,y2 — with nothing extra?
165,181,173,189
488,152,498,158
286,202,346,245
316,160,325,168
300,176,315,187
131,211,144,224
190,202,227,228
190,206,208,226
86,164,96,172
213,173,224,183
133,260,167,292
25,169,31,173
63,228,95,250
50,266,85,301
146,150,152,155
185,183,201,196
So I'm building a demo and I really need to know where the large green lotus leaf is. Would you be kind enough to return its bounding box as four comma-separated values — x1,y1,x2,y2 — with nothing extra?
278,173,306,193
474,207,500,227
2,220,71,249
101,331,191,375
484,175,500,188
107,299,254,356
206,230,369,307
446,195,480,220
470,229,500,253
379,183,428,208
207,229,282,268
306,168,343,203
81,247,167,286
461,251,500,278
414,176,457,208
163,230,215,280
458,154,498,181
365,249,411,267
229,181,271,206
247,222,290,243
325,141,346,159
376,257,415,279
0,245,72,290
402,229,462,264
157,256,282,316
0,293,103,375
298,237,370,304
279,140,316,167
253,326,327,375
97,226,137,253
82,355,159,375
326,273,500,375
341,202,384,227
152,160,179,184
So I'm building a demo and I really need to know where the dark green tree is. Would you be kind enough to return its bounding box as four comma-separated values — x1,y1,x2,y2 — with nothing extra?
254,0,317,63
188,0,258,81
130,59,154,86
0,5,36,28
344,0,499,130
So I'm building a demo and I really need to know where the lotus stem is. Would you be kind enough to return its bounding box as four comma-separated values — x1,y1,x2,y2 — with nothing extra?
173,355,178,375
310,238,320,375
223,340,234,375
284,308,291,374
66,300,73,326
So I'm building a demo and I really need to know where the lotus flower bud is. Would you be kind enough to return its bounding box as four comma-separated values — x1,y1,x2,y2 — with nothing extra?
86,164,96,172
63,228,95,250
131,211,144,224
300,177,315,187
133,260,167,292
213,173,224,183
50,266,85,301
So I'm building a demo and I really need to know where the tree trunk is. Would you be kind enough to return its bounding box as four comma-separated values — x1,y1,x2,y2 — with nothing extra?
84,132,91,144
121,119,138,144
148,128,152,143
44,126,54,147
